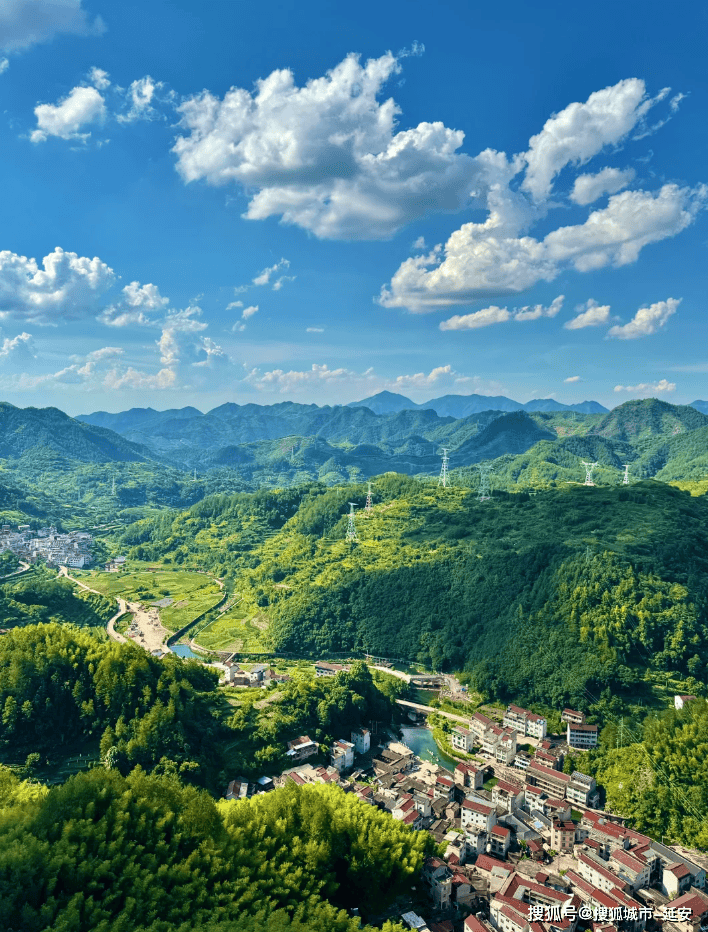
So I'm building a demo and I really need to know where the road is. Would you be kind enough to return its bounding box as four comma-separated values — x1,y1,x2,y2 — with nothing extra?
396,699,471,725
0,560,30,579
58,567,171,653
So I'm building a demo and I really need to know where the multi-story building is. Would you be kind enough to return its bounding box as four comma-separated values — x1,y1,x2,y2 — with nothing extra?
562,709,586,726
331,739,355,771
551,818,576,852
452,726,474,752
455,762,484,790
566,722,598,749
286,736,319,762
503,704,548,739
609,848,651,891
421,857,453,910
566,772,599,807
350,727,370,754
490,824,511,858
526,762,571,798
461,798,496,833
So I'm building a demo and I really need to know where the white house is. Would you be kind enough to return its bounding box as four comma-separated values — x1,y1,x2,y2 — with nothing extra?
351,727,371,754
331,739,355,772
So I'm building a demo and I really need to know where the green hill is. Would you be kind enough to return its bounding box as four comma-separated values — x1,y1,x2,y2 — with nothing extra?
117,475,708,711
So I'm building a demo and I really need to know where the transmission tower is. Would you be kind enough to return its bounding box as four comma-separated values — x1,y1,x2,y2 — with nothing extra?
438,449,449,488
581,461,598,486
622,464,630,485
111,476,116,496
193,467,197,481
478,463,493,502
345,503,359,542
365,481,373,513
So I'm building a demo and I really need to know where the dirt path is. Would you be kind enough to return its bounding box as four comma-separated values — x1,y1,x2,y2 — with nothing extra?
59,567,171,653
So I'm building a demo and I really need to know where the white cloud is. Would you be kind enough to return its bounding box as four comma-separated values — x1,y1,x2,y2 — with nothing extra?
86,345,123,361
389,364,453,388
522,79,662,201
117,75,163,123
380,183,707,311
564,375,581,383
0,247,116,324
607,297,680,339
88,66,110,90
613,379,676,394
172,50,485,239
241,304,258,319
570,167,635,206
192,336,229,369
564,299,611,330
439,306,510,331
0,57,8,74
412,236,427,251
246,362,363,393
0,331,34,360
0,0,105,55
31,85,106,142
100,281,169,327
226,300,243,311
306,326,324,332
104,366,176,390
513,295,564,321
252,259,290,287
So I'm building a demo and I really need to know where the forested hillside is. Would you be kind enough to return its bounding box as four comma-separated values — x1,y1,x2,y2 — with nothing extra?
0,769,425,932
117,476,708,709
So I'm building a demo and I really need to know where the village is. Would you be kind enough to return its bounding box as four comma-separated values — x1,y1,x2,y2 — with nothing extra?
219,673,708,932
0,523,94,568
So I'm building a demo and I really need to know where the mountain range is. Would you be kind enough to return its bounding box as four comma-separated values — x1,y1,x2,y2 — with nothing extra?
0,396,706,500
347,390,610,417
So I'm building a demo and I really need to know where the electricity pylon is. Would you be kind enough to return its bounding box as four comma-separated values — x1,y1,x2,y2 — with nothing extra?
438,449,449,488
346,503,359,542
111,476,116,496
478,463,493,502
581,461,598,486
365,481,373,513
622,464,630,485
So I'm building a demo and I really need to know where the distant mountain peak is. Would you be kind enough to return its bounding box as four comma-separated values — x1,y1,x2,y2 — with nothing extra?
347,391,418,414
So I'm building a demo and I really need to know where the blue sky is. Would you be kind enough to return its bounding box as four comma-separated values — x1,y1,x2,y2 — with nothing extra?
0,0,707,415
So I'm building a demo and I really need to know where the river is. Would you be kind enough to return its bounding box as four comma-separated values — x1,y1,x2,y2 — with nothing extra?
399,726,457,769
171,643,204,660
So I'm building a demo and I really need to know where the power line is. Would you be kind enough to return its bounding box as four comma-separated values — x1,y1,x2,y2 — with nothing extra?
365,481,373,514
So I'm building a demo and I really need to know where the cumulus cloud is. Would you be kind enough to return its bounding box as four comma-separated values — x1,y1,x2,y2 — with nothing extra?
0,247,116,324
513,295,564,321
0,0,105,55
306,326,324,332
100,281,169,327
389,365,454,388
564,376,581,383
440,306,510,331
607,297,680,339
0,57,8,74
30,85,105,142
613,379,676,394
88,66,110,89
440,295,563,330
570,167,636,206
230,303,258,332
380,184,707,311
117,75,163,123
241,304,258,319
522,80,663,202
172,50,487,239
104,366,176,390
86,345,123,360
0,331,34,360
246,362,364,393
564,299,611,330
